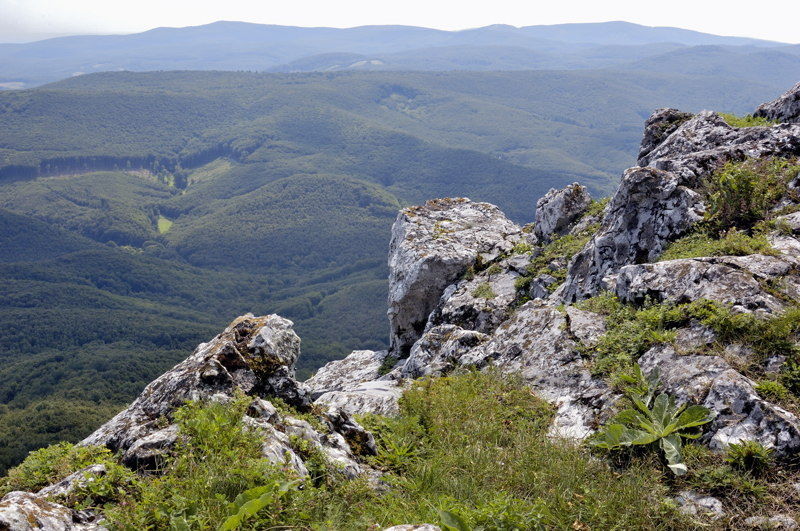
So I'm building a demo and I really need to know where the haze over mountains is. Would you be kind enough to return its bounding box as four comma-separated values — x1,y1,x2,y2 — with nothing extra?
1,20,799,88
1,20,799,472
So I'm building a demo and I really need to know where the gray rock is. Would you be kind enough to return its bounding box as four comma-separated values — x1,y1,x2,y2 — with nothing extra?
402,324,489,378
674,321,717,354
305,350,391,397
639,111,800,186
754,82,800,124
564,306,606,347
315,380,404,417
121,425,179,470
614,257,785,315
743,514,798,529
472,302,616,439
36,465,108,500
387,198,522,357
0,491,105,530
638,108,694,162
640,344,800,457
563,166,704,301
81,314,311,458
528,274,558,300
533,183,592,242
675,490,725,520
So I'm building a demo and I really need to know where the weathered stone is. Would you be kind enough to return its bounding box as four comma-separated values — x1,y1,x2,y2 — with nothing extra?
81,315,311,459
673,321,717,354
427,267,520,335
305,350,391,398
638,108,694,162
640,344,800,457
387,198,522,357
401,324,489,378
471,302,616,439
675,490,725,520
563,167,704,301
315,380,404,417
0,491,104,530
121,425,179,470
743,514,798,529
37,465,108,500
754,82,800,124
534,183,592,242
564,307,606,347
639,111,800,185
614,258,785,315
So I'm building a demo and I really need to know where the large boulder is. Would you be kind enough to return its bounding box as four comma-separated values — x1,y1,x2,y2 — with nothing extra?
638,108,694,162
387,198,522,358
562,166,704,301
314,380,404,417
533,183,592,243
401,324,489,378
754,82,800,124
305,350,392,398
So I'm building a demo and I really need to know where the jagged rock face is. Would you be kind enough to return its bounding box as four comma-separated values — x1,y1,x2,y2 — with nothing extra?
639,111,800,185
465,302,615,439
562,166,704,301
638,108,694,162
614,257,787,315
401,324,489,378
82,314,309,456
387,198,522,358
640,345,800,456
305,350,391,398
533,183,592,242
0,491,104,530
755,82,800,124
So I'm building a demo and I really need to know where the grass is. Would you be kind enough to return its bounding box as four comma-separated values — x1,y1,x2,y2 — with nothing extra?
719,113,777,128
659,228,776,261
156,215,174,234
471,282,497,299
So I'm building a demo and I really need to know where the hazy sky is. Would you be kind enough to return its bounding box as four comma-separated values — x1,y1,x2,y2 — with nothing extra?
0,0,798,44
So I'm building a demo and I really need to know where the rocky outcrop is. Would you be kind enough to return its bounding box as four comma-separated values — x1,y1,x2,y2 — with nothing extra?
81,314,375,479
614,257,786,315
562,166,704,301
314,380,404,417
37,465,108,500
305,350,391,398
755,82,800,124
638,111,800,185
387,198,522,357
401,324,489,378
638,108,694,162
0,491,104,530
640,345,800,456
533,183,592,242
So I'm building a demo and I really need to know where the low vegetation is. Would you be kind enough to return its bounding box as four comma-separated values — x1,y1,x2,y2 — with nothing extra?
718,113,776,128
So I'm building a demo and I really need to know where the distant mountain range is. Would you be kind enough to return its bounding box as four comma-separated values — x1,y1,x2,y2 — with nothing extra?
1,20,798,89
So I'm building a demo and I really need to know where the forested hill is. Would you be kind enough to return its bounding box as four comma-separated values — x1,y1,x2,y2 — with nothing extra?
0,68,793,473
0,20,796,89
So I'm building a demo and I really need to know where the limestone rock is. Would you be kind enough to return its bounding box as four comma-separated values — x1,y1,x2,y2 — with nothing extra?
754,82,800,124
639,345,800,457
675,490,725,520
0,491,104,530
638,108,694,162
36,465,108,500
614,257,785,315
563,167,704,301
470,302,615,439
305,350,391,397
743,514,798,529
387,198,522,357
639,111,800,185
315,380,404,417
401,324,489,378
82,314,310,457
533,183,592,242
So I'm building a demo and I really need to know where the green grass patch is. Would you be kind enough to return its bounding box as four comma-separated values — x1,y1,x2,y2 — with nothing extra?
522,225,598,290
660,229,776,261
719,113,777,128
471,282,497,299
156,215,174,234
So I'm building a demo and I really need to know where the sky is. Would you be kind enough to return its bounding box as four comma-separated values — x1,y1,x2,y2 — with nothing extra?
0,0,797,44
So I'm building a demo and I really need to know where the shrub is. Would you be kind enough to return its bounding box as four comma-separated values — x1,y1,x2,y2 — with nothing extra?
660,228,776,261
725,441,773,476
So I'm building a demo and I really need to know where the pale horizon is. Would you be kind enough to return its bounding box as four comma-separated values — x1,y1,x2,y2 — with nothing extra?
1,0,798,45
